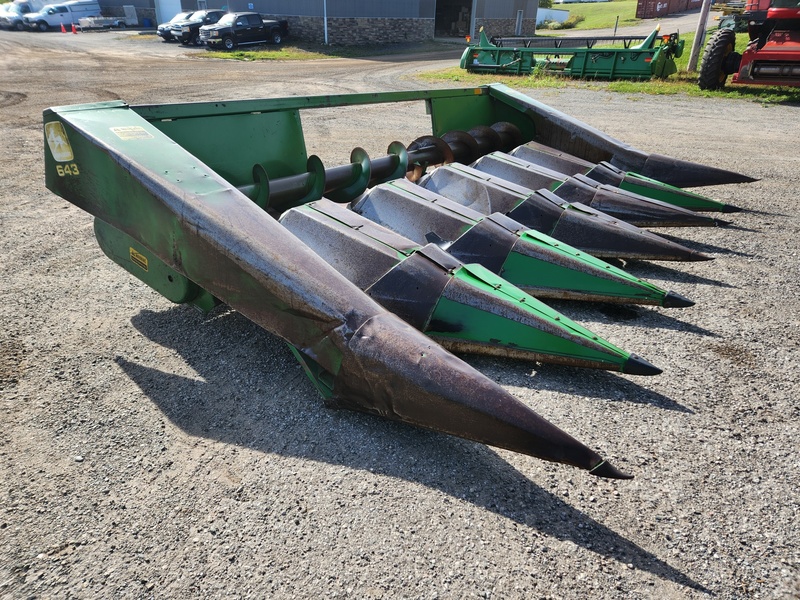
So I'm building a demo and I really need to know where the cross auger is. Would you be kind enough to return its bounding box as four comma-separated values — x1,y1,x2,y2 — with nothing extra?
43,85,754,479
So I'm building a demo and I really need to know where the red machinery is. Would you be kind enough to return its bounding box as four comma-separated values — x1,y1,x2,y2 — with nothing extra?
698,0,800,89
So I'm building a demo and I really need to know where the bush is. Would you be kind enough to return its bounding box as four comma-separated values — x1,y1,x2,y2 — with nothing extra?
540,14,585,30
539,0,553,8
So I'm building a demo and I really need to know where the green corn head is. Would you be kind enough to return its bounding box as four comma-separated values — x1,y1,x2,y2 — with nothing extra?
460,28,684,80
43,85,755,478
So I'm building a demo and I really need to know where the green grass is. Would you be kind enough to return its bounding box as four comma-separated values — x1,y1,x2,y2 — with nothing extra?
201,45,331,60
420,30,800,104
199,40,452,61
546,0,641,31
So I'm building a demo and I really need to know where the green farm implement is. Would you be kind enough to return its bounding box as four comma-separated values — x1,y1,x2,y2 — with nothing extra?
44,84,754,479
461,27,684,79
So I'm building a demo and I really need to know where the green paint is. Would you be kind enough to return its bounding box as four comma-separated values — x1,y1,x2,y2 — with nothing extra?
620,174,731,212
500,230,669,304
427,264,630,368
460,29,683,81
288,345,335,400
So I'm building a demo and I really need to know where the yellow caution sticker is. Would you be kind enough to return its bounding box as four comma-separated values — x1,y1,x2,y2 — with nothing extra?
111,126,154,141
45,122,74,162
129,247,149,271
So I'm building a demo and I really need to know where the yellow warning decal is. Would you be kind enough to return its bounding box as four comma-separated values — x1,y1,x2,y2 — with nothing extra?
111,126,154,141
129,247,149,271
45,122,74,162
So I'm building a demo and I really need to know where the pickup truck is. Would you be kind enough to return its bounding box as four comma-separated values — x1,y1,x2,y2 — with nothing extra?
169,9,225,45
157,10,194,42
199,12,288,50
1,2,32,30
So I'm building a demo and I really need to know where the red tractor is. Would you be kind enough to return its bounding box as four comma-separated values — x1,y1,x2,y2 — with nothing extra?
698,0,800,89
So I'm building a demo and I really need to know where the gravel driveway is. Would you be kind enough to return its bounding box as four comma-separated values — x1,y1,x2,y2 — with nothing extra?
1,29,798,599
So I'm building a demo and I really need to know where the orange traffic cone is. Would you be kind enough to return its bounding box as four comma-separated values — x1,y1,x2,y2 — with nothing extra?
71,22,77,33
61,22,66,33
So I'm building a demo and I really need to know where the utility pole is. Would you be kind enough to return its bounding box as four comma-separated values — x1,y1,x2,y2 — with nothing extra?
687,0,714,71
470,0,478,42
323,0,328,45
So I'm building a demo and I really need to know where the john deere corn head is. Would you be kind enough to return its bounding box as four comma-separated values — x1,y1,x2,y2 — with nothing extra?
43,84,754,479
461,28,684,79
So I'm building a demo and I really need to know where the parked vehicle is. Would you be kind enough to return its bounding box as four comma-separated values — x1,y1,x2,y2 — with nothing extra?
698,0,800,88
169,9,225,46
199,12,288,49
0,3,14,28
1,2,33,29
78,15,133,29
23,0,99,31
156,10,193,42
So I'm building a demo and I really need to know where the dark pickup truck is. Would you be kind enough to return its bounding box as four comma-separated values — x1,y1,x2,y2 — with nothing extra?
169,9,225,45
199,12,288,50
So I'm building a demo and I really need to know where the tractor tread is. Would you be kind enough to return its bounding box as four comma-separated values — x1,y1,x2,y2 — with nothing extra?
698,28,737,90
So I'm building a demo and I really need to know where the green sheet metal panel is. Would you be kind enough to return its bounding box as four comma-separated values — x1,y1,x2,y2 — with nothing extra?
145,109,308,186
567,48,658,79
619,175,731,211
428,265,630,367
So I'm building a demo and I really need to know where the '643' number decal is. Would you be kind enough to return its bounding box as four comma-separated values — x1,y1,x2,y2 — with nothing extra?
56,163,80,176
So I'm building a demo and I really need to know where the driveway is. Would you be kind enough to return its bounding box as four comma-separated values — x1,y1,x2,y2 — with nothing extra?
1,28,798,600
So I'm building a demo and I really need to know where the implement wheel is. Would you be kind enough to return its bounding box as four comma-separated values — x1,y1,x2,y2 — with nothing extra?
698,28,738,90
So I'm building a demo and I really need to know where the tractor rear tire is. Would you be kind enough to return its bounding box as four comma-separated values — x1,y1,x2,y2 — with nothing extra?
698,28,737,90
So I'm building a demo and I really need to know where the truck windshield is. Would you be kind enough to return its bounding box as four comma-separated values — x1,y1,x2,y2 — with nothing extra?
216,13,235,26
170,11,193,22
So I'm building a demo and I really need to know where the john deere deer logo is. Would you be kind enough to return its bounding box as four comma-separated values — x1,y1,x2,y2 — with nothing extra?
45,121,74,162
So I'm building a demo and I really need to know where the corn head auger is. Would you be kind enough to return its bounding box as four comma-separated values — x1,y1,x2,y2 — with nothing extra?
461,27,685,80
43,84,755,480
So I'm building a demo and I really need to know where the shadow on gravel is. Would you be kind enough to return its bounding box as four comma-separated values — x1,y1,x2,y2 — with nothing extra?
719,224,760,233
743,208,790,218
621,262,737,289
462,356,694,414
546,300,721,338
654,233,757,258
116,306,707,593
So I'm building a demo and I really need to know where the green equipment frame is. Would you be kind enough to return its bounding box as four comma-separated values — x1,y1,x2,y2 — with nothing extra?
460,28,684,79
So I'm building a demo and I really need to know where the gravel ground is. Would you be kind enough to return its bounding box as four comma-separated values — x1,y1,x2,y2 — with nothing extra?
1,30,798,599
